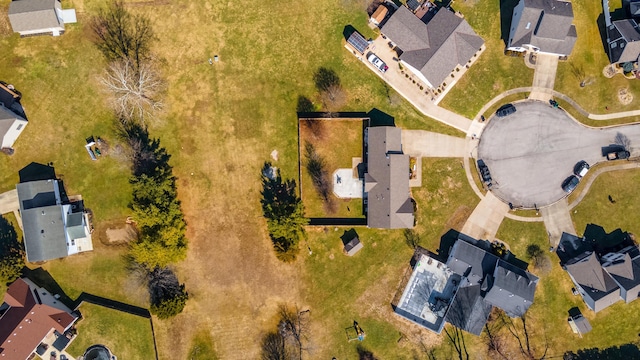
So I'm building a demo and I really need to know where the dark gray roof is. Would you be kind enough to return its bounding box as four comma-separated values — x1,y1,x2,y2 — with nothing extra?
8,0,63,33
607,19,640,63
509,0,576,55
484,260,538,317
17,180,68,262
447,238,498,285
565,252,620,301
381,7,484,87
631,2,640,17
446,285,492,336
604,253,640,291
365,126,414,229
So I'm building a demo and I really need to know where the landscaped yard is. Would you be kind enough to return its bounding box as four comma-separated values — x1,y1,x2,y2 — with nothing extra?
66,303,155,359
299,118,366,218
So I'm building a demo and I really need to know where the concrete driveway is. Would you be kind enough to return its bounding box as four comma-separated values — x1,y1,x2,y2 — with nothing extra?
478,101,640,207
540,198,576,246
461,192,510,240
529,53,559,101
0,189,18,214
402,130,467,157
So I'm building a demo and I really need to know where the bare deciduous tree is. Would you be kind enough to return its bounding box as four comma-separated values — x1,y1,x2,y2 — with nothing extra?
313,67,346,112
278,305,310,360
614,132,632,151
101,59,165,122
500,312,549,360
261,331,289,360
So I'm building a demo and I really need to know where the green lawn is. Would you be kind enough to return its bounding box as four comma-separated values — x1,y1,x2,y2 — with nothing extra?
67,303,155,359
299,119,366,218
439,0,534,118
572,168,640,236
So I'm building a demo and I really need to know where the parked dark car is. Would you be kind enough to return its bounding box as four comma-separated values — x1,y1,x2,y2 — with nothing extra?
573,160,590,177
496,104,516,117
477,159,492,184
562,175,580,193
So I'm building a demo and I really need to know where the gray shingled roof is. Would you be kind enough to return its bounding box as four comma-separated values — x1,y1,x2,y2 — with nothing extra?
566,252,619,295
8,0,63,33
484,260,538,317
381,7,484,87
446,285,492,336
17,180,68,262
604,253,640,291
365,126,414,229
66,212,87,240
607,19,640,63
447,239,498,285
509,0,576,55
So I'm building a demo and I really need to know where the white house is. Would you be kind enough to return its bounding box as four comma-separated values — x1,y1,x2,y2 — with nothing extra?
0,82,28,150
8,0,67,37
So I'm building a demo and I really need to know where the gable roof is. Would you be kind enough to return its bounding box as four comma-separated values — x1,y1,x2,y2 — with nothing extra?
484,260,539,317
445,284,492,336
8,0,63,33
509,0,576,55
17,180,69,262
604,252,640,291
447,238,498,285
381,7,484,86
0,279,76,360
565,252,620,296
607,19,640,63
365,126,414,229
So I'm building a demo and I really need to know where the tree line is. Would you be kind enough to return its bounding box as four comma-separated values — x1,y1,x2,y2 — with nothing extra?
91,1,187,319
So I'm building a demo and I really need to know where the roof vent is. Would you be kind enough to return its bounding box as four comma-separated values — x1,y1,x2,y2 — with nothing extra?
41,211,45,215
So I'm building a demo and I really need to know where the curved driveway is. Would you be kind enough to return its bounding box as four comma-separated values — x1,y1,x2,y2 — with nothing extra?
478,101,640,207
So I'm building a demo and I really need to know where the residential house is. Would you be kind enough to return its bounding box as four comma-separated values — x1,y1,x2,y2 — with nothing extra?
0,278,79,359
364,126,414,229
603,0,640,64
8,0,72,37
17,179,93,262
507,0,577,57
557,228,640,312
0,82,27,150
380,6,484,89
394,233,539,335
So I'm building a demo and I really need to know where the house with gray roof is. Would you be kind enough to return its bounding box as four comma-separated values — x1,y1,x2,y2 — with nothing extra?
507,0,577,56
380,6,484,89
603,0,640,64
8,0,69,37
557,229,640,312
364,126,414,229
394,233,538,336
0,82,27,150
17,179,93,262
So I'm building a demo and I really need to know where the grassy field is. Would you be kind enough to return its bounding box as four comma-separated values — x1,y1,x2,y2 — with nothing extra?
66,303,155,359
299,118,365,218
439,0,534,118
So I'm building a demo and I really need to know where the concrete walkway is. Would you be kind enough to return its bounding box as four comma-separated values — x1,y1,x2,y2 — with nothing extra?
461,192,510,240
0,189,19,214
540,198,576,246
402,130,467,157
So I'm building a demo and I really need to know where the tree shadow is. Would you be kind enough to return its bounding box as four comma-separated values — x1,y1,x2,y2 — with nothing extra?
564,343,640,360
117,121,172,177
0,215,23,285
499,0,520,47
18,162,56,183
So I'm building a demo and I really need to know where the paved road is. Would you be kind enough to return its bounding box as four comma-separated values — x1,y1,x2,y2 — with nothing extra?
402,130,467,157
540,198,576,246
0,189,18,214
478,101,640,207
461,192,510,240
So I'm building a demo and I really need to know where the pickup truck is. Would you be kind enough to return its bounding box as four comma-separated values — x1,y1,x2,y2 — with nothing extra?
606,150,630,160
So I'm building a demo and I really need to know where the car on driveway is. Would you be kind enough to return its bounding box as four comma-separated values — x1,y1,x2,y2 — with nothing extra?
496,104,516,117
573,160,589,177
562,175,580,193
367,52,388,73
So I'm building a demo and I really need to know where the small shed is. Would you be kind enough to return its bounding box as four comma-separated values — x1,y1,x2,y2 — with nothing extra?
568,308,592,337
341,229,363,256
370,5,388,26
